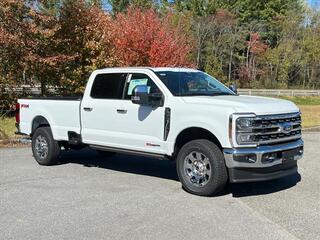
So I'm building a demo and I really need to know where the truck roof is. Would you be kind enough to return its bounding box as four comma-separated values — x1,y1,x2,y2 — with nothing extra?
98,67,200,73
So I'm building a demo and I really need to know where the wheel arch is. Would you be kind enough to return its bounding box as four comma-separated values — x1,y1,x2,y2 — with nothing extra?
173,127,223,157
31,115,51,135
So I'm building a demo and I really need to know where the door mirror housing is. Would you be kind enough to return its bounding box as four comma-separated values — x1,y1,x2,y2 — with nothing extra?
149,92,164,107
229,84,238,94
131,85,149,105
131,85,164,107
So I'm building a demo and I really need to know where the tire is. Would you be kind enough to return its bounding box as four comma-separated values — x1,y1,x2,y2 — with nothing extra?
176,139,228,196
96,150,116,158
32,127,60,166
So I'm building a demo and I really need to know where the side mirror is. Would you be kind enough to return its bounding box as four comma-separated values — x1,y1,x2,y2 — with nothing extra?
229,84,237,94
131,85,149,105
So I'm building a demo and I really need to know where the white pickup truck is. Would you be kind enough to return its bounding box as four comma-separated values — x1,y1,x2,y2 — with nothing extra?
16,67,304,196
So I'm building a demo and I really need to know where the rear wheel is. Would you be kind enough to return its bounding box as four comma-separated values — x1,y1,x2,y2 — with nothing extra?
32,127,60,166
176,139,228,196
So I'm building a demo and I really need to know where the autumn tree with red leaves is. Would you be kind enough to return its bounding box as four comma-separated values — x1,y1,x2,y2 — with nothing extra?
239,32,268,87
112,7,193,67
0,0,33,85
0,0,66,105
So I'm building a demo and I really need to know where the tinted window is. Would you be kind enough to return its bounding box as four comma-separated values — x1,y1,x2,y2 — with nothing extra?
91,73,127,99
155,71,235,96
125,73,161,99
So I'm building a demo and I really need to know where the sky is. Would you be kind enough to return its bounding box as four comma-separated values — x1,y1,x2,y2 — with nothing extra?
308,0,320,8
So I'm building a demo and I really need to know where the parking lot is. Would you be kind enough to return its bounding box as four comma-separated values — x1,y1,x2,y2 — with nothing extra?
1,133,319,240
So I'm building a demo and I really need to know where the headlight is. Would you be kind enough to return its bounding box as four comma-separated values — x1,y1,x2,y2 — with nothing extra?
236,118,255,129
235,116,257,145
236,133,256,144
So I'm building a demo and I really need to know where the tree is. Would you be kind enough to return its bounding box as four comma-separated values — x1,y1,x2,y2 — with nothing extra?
112,7,194,67
0,0,31,86
204,9,245,83
238,32,268,87
53,0,117,93
1,0,319,99
109,0,130,13
109,0,156,13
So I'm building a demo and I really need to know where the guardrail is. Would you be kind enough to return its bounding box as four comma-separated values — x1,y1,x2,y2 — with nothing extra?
1,85,56,95
238,89,320,96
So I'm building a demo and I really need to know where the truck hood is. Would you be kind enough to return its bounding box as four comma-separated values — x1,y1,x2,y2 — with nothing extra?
181,95,299,115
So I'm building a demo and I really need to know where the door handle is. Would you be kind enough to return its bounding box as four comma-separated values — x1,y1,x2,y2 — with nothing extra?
116,109,127,114
83,107,93,112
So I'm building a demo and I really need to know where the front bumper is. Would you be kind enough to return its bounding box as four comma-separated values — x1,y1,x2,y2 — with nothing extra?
223,139,303,183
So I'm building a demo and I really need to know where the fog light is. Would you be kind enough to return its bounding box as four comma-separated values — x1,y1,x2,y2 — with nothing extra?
262,152,278,163
298,147,303,155
234,154,257,163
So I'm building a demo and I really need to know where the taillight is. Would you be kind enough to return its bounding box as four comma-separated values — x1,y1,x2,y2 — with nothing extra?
15,103,20,124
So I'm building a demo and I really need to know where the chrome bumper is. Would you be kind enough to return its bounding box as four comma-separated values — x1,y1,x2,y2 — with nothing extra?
223,139,304,169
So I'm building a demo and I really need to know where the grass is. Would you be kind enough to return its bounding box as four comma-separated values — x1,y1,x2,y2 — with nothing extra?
278,96,320,105
299,105,320,128
277,96,320,128
0,117,17,140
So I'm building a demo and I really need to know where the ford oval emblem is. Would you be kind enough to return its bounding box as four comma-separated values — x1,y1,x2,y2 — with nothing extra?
281,122,293,133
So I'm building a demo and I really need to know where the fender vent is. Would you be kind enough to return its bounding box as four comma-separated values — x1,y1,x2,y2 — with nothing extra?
164,107,171,141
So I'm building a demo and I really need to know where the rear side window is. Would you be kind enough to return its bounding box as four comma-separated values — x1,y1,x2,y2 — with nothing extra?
90,73,127,99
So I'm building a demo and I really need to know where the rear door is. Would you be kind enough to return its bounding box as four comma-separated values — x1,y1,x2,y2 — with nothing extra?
80,72,128,147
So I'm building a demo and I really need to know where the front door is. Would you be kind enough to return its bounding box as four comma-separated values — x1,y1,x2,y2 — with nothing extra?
117,73,166,154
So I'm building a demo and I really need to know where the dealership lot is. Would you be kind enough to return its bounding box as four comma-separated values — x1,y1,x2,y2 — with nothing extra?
1,133,319,240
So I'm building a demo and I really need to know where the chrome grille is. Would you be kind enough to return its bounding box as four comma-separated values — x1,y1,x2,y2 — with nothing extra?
252,112,301,145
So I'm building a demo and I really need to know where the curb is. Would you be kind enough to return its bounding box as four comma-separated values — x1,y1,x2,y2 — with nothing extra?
301,126,320,132
0,137,31,147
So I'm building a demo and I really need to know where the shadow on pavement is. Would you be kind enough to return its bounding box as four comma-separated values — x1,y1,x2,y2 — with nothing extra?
225,173,301,198
59,148,301,198
60,148,179,182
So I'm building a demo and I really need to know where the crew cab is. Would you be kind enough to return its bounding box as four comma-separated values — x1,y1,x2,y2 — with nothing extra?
16,67,304,196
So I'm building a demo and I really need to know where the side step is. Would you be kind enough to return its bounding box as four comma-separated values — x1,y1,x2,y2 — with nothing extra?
90,144,167,159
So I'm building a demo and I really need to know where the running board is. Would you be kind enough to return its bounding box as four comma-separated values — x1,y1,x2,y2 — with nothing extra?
90,145,167,159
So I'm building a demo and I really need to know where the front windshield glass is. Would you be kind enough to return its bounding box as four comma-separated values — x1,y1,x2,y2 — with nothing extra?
155,71,235,96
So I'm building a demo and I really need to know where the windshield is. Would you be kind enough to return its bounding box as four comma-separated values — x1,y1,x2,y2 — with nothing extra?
155,71,235,96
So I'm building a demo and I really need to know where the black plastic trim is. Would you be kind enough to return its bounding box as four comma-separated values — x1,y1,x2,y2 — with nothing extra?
68,131,82,145
164,107,171,141
228,161,298,183
90,144,167,159
19,96,82,100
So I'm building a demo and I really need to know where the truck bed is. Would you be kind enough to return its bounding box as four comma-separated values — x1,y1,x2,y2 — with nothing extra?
18,98,82,141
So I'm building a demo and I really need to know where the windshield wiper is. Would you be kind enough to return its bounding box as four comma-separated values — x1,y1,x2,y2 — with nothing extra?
211,92,234,96
180,92,234,96
180,92,214,96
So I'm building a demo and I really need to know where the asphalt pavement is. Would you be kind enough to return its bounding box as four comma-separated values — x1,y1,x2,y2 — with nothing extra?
1,133,319,240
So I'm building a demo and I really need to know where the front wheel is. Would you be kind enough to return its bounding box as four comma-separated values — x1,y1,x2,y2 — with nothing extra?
176,139,228,196
32,127,60,166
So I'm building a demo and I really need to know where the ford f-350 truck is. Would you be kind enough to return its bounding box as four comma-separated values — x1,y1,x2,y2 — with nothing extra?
16,67,304,196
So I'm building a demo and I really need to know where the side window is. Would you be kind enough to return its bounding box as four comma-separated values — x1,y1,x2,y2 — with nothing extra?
90,73,127,99
125,73,161,99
